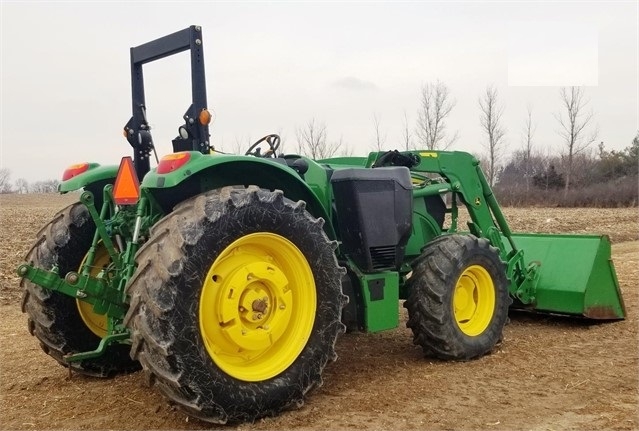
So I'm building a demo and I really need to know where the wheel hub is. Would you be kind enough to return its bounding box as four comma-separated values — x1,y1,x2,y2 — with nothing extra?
453,264,496,337
199,233,316,381
251,297,268,314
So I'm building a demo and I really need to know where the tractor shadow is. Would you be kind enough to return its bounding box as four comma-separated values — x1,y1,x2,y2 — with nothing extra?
507,308,622,328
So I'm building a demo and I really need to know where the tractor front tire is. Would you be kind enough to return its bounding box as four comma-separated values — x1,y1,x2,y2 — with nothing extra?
404,234,510,360
125,186,346,424
21,202,140,377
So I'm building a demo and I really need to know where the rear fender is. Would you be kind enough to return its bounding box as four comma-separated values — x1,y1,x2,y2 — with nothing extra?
58,163,118,194
141,152,336,239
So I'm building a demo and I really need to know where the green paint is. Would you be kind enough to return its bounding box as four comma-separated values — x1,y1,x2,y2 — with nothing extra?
357,271,400,333
58,164,118,193
18,146,625,369
508,233,625,319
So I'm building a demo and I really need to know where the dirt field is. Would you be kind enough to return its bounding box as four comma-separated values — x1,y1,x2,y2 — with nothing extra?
1,193,637,430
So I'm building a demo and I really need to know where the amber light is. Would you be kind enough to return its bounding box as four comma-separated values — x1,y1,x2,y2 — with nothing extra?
62,163,90,181
199,109,212,125
157,152,191,174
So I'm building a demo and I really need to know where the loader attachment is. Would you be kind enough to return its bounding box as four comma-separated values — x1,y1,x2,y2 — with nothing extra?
510,233,625,320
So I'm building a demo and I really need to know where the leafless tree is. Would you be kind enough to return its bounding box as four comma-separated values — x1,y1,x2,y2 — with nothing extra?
29,179,59,193
295,118,339,159
14,178,29,194
339,144,354,157
479,85,507,187
371,113,387,151
555,86,598,193
401,110,412,150
232,134,252,155
334,136,354,157
415,80,458,150
275,127,287,155
0,168,12,193
538,145,556,191
521,104,536,191
560,147,597,188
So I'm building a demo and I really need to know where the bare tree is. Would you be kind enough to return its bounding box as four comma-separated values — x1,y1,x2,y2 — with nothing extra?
415,80,458,150
521,104,536,191
0,168,12,193
479,85,507,187
401,110,412,150
561,147,597,188
333,135,354,157
555,86,598,192
14,178,29,194
29,179,59,193
295,118,339,159
275,127,287,155
371,113,387,151
232,134,252,155
338,140,354,157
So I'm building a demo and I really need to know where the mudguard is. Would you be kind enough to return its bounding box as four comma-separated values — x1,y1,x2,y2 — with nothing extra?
141,152,336,238
58,164,118,193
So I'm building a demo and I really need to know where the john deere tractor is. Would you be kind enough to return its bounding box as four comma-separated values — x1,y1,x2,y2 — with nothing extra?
17,26,625,423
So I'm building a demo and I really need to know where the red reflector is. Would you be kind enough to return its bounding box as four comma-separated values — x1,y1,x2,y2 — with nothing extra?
113,157,140,206
62,163,89,181
157,152,191,174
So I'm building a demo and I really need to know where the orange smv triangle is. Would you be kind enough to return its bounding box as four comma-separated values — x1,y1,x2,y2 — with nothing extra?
113,156,140,205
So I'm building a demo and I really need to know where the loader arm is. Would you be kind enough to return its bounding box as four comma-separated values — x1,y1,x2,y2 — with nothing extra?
368,149,624,319
366,150,537,301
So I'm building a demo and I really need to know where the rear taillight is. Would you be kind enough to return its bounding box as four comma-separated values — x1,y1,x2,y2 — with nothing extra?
157,152,191,174
62,163,89,181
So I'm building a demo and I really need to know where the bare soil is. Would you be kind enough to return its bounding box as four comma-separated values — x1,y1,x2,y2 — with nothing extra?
1,194,637,430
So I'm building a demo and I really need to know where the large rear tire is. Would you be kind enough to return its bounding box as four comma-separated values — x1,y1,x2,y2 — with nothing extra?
21,202,140,377
125,186,346,423
404,234,510,360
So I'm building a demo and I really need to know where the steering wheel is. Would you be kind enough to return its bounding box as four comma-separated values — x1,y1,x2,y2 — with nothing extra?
245,134,281,158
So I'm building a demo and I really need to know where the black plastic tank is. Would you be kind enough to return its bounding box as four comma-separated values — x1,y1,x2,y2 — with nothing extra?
331,167,413,271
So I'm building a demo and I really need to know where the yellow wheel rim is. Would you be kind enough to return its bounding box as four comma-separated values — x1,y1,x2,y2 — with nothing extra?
200,233,316,382
76,246,110,338
453,265,495,336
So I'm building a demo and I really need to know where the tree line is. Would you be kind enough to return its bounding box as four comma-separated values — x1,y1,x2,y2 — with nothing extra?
2,83,636,207
0,170,59,194
495,135,637,207
282,83,636,207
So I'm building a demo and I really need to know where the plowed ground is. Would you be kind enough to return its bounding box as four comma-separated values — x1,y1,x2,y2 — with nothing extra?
1,194,637,430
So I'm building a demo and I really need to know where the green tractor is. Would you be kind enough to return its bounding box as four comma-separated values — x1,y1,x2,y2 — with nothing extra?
18,26,625,423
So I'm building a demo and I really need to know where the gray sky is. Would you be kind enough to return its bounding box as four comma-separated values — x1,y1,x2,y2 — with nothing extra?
1,1,637,183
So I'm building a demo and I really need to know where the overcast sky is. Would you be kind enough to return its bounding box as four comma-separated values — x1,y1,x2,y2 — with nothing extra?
1,1,637,183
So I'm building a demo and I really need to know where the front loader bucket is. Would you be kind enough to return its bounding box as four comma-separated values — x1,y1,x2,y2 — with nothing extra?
510,233,626,320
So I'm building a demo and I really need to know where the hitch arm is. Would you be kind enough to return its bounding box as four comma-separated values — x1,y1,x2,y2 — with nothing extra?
16,264,127,318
